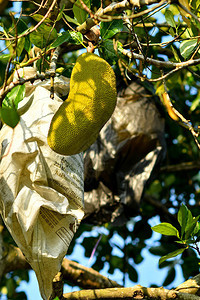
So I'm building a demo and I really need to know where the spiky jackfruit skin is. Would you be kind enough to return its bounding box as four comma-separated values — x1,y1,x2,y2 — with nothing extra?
47,52,117,155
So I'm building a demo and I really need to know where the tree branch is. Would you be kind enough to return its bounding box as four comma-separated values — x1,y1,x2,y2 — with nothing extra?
76,0,166,34
143,195,177,223
175,273,200,295
61,258,121,289
160,161,200,173
2,238,200,300
62,285,200,300
0,72,47,106
121,48,200,70
1,243,121,290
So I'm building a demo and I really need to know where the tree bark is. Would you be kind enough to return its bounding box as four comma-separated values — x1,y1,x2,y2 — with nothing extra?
1,241,200,300
62,286,200,300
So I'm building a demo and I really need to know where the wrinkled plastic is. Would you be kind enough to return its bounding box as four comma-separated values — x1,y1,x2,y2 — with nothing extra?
84,80,166,225
0,68,84,300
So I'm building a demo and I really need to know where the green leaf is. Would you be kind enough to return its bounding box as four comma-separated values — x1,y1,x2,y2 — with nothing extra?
31,14,52,24
190,97,200,111
0,106,20,128
56,4,65,22
127,264,138,282
69,31,84,45
178,204,188,238
50,31,71,48
100,19,123,39
24,36,31,53
0,85,25,128
73,0,90,25
0,54,11,62
180,39,198,59
163,267,176,286
165,10,176,28
184,209,194,239
99,39,122,65
149,245,169,256
151,223,180,238
63,13,80,26
147,180,162,198
169,27,175,37
4,84,25,108
10,18,28,36
159,248,186,265
16,37,25,57
30,23,58,48
185,216,199,239
6,278,16,298
171,45,181,62
193,221,200,236
164,174,176,187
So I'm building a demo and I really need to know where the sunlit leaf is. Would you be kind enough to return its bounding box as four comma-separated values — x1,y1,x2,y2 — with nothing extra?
0,54,11,62
4,84,25,107
0,85,25,128
50,31,71,48
171,45,181,62
16,37,25,57
69,31,84,45
180,39,198,59
159,248,186,265
190,97,200,111
73,0,90,25
165,10,176,28
178,204,188,238
63,13,80,25
30,23,57,48
185,216,199,239
0,106,20,128
31,14,52,24
56,4,65,22
151,223,180,238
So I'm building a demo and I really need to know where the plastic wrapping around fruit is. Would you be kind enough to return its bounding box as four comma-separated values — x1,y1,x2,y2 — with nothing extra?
47,52,117,156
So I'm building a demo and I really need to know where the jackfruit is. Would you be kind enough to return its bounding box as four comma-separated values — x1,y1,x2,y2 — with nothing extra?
47,52,117,155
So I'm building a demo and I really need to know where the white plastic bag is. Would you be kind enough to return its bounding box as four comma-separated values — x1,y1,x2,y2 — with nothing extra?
0,68,84,299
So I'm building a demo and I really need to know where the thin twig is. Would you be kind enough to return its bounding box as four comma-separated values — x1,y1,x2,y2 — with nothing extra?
76,0,166,33
0,73,48,105
160,89,200,150
160,161,200,172
2,0,57,41
28,0,47,16
121,48,200,69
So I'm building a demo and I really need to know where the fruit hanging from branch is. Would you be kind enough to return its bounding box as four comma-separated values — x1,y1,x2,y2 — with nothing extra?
47,52,117,156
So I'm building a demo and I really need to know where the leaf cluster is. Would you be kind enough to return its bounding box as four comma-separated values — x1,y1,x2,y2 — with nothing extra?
152,204,200,265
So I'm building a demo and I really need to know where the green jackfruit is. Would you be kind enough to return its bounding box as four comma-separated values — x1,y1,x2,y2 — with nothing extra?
47,52,117,155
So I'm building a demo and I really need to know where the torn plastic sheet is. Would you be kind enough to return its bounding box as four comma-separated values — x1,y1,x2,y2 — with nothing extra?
0,68,84,300
84,80,166,225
